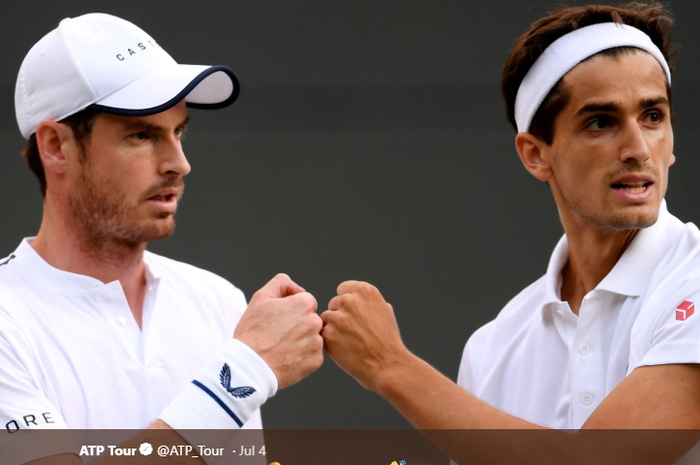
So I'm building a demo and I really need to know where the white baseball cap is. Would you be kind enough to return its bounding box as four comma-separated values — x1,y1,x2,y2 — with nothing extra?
15,12,240,139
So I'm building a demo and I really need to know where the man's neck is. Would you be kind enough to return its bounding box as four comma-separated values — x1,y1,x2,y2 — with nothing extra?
560,224,638,316
32,208,148,328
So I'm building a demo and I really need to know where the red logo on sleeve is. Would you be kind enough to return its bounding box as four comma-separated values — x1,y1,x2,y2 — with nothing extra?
676,301,695,321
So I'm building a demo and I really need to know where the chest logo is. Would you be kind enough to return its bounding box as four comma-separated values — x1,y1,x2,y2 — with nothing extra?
219,364,256,398
676,300,695,321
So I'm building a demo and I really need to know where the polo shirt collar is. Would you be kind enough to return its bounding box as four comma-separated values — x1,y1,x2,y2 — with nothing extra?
540,234,570,316
540,200,682,317
596,200,681,296
14,237,161,293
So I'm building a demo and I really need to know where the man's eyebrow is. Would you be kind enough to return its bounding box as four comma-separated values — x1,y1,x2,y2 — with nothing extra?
638,97,669,111
122,115,190,133
178,115,190,130
574,102,622,118
574,97,670,119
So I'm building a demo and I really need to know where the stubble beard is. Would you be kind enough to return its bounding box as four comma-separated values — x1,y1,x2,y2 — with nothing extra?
67,158,180,258
561,164,663,232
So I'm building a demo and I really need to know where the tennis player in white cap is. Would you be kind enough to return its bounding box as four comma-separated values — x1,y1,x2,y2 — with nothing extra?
1,12,323,465
322,3,700,464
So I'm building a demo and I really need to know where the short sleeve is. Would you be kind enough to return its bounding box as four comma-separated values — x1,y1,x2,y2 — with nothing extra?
456,320,498,394
629,258,700,373
456,339,475,393
0,308,78,464
633,295,700,370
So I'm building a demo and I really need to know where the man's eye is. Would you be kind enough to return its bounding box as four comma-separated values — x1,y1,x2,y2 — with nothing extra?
130,132,149,141
645,111,662,123
586,117,611,131
175,127,187,140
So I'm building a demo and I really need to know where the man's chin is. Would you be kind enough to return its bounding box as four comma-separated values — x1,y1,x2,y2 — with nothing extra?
147,222,177,242
130,218,177,244
605,205,660,231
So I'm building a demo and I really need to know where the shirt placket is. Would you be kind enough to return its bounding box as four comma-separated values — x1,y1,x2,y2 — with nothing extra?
101,282,144,361
571,291,607,427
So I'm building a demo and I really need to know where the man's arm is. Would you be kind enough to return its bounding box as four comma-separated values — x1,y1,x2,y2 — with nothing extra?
16,273,323,465
321,281,700,465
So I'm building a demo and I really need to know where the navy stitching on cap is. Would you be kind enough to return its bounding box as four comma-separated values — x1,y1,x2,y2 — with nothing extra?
89,66,240,116
191,380,244,427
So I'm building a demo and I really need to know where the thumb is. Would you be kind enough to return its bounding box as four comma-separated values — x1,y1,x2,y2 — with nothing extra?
260,273,306,299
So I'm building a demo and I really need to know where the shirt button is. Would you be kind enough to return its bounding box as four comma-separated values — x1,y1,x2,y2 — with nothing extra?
117,317,127,327
579,344,591,355
581,393,593,406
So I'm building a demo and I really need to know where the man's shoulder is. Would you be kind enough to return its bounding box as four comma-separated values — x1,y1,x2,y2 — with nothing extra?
498,274,549,320
0,245,31,300
654,219,700,274
143,251,246,301
626,220,700,370
641,221,700,305
468,274,548,343
0,249,20,281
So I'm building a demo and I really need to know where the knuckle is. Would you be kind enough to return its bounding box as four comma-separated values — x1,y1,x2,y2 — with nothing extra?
302,292,318,311
313,334,324,352
367,283,380,297
339,294,354,308
250,289,264,302
333,310,347,325
310,313,323,332
320,310,332,325
305,313,321,332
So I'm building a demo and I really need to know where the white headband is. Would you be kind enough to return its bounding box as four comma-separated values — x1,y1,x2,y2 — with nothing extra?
514,22,671,133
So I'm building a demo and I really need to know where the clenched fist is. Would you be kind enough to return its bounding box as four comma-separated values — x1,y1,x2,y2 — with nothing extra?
321,280,410,393
235,273,324,389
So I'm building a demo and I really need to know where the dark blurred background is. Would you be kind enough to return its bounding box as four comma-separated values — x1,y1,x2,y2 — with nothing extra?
1,0,699,428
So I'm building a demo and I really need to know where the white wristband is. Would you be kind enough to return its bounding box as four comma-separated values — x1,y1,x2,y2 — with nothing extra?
159,338,277,442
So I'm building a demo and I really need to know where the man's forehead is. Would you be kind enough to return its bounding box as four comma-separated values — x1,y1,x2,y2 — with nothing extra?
560,49,670,106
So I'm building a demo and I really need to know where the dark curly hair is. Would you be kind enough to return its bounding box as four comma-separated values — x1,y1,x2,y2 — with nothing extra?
502,2,678,144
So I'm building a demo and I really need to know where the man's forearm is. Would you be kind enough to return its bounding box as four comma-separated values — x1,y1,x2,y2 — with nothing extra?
372,352,698,465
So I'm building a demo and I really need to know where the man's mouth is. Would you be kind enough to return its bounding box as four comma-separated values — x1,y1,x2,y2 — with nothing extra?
611,180,653,194
149,193,176,202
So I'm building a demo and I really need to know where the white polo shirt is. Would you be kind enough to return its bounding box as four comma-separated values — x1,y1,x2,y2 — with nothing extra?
0,238,262,463
457,202,700,430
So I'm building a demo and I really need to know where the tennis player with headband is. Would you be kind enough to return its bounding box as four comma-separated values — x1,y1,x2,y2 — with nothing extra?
321,3,700,464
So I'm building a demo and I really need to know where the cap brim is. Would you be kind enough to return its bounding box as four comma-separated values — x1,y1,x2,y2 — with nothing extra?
89,64,240,116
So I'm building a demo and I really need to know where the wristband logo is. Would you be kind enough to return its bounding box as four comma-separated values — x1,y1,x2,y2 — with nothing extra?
220,364,257,398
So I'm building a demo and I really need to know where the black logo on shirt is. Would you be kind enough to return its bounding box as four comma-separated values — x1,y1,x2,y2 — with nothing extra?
5,412,55,433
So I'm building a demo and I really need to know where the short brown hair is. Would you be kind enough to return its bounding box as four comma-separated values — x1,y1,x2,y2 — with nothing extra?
22,109,98,197
502,2,678,144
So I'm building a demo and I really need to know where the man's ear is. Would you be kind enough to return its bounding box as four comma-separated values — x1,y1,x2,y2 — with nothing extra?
35,120,77,175
515,132,553,182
